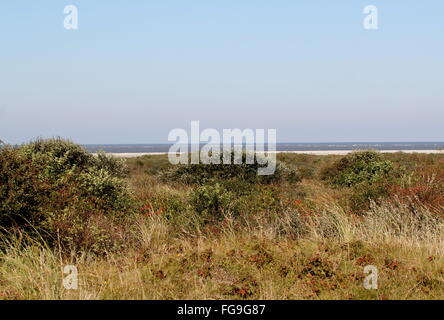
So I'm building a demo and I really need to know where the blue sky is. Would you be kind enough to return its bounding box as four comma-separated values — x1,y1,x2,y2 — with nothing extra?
1,0,443,144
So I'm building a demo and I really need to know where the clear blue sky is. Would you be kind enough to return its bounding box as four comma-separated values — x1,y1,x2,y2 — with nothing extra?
1,0,443,144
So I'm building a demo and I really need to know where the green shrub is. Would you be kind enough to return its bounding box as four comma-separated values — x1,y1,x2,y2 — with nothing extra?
77,167,133,211
321,151,394,187
0,138,135,253
234,184,281,216
20,138,93,181
0,147,50,228
320,151,398,212
349,181,391,212
190,183,238,220
94,151,129,178
159,152,301,185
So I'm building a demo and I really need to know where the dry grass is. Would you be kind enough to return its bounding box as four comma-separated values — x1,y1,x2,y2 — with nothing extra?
1,201,444,300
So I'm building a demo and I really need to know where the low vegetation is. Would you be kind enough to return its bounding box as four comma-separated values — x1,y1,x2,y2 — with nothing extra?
0,139,134,254
1,139,444,299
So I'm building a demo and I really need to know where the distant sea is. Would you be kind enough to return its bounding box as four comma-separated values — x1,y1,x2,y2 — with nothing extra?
83,142,444,154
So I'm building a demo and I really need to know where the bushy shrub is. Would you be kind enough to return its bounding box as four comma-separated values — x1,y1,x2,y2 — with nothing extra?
349,181,391,212
77,167,133,211
190,183,238,220
94,151,129,179
20,139,129,182
20,138,93,181
159,151,301,185
0,138,135,253
320,151,398,212
0,147,50,228
321,151,394,187
234,184,282,216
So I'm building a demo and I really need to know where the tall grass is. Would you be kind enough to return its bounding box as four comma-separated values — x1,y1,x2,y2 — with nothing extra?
2,197,444,300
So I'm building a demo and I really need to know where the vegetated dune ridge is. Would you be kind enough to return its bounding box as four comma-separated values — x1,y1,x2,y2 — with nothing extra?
1,139,444,300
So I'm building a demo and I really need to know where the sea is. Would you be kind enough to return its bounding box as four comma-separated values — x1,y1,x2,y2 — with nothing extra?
83,142,444,154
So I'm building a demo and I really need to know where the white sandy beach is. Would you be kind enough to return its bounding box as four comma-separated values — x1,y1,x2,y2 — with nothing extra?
99,150,444,158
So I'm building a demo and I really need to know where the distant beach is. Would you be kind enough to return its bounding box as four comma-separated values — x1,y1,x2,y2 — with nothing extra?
93,150,444,158
85,142,444,158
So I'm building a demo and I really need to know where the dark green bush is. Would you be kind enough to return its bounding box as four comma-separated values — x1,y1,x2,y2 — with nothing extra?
321,151,394,187
161,151,300,221
94,151,129,179
320,151,399,213
349,181,391,212
20,138,93,180
233,184,281,216
0,138,135,253
77,167,133,211
188,180,284,222
190,183,238,220
0,147,50,228
159,152,301,185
